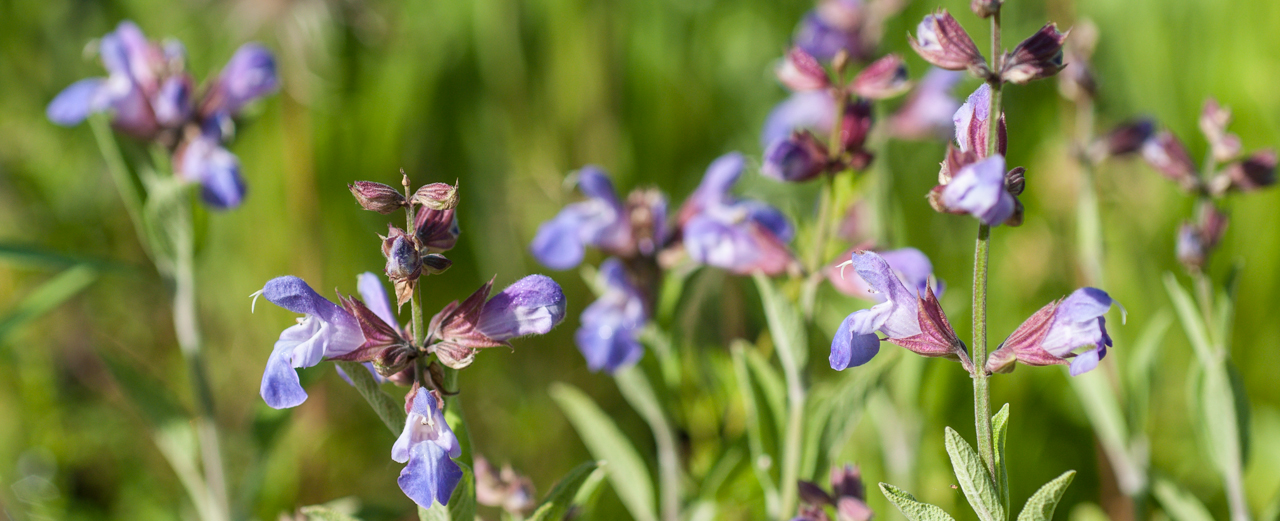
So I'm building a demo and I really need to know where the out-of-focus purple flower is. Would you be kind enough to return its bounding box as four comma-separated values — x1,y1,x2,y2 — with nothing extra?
1214,150,1277,194
175,130,246,208
531,167,666,270
793,0,865,61
474,456,537,515
200,44,279,117
1092,119,1155,160
829,251,963,370
393,386,463,508
794,464,874,521
839,99,875,170
763,131,830,182
940,155,1016,226
850,54,910,100
825,247,942,301
576,258,647,373
762,91,837,149
908,10,985,73
1176,205,1228,270
1000,23,1068,84
889,68,963,141
257,276,365,409
1199,98,1243,162
776,47,831,92
986,287,1123,376
1141,131,1200,191
427,275,567,369
678,153,796,275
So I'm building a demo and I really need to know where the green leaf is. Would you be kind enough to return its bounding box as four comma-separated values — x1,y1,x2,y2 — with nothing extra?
550,383,658,521
744,348,787,442
154,420,220,521
1152,477,1214,521
879,482,957,521
751,272,807,375
944,427,1005,521
1201,365,1246,492
730,344,779,510
0,243,132,272
1163,273,1214,367
527,461,603,521
0,265,98,346
993,404,1011,514
300,504,364,521
1016,470,1075,521
336,361,406,435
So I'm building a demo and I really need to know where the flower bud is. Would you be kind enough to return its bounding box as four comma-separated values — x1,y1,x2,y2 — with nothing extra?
383,231,421,282
1141,131,1200,191
414,207,461,253
1199,98,1242,162
1178,206,1228,270
374,343,418,377
762,131,830,182
908,10,987,74
349,181,408,214
1001,23,1068,84
432,341,477,370
970,0,1002,18
776,47,830,92
1219,150,1278,192
850,54,909,100
1005,166,1026,196
412,181,459,210
840,98,874,154
1093,119,1154,160
422,254,453,275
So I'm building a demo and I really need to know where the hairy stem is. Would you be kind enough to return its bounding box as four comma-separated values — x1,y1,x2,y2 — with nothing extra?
89,115,158,267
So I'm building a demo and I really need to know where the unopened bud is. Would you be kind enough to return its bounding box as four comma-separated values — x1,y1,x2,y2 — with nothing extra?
776,47,830,92
412,182,459,210
762,131,829,182
970,0,1001,19
1005,166,1026,196
850,54,910,100
422,254,453,275
1217,149,1277,193
1094,119,1154,159
383,232,421,282
840,98,874,153
1141,131,1200,191
414,207,461,253
349,181,407,214
374,343,418,377
1001,23,1068,84
909,10,987,73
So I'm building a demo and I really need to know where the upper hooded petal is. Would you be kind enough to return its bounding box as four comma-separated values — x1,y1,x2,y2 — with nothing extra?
477,274,567,341
178,134,246,209
212,43,278,115
1041,287,1116,357
848,251,921,338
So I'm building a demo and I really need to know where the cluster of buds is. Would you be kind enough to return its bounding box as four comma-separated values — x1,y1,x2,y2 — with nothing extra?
794,465,874,521
1126,98,1276,270
909,9,1068,86
47,21,278,208
764,48,909,182
350,176,461,306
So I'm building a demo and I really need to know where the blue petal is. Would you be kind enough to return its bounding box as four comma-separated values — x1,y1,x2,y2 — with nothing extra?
477,274,567,340
689,152,746,210
575,322,643,374
260,343,307,409
683,215,757,271
262,276,352,325
577,166,620,204
739,201,795,242
199,153,246,209
761,92,835,147
941,155,1013,226
1068,347,1102,376
47,78,106,126
357,272,399,330
830,311,881,370
398,440,463,508
214,43,279,114
530,210,589,270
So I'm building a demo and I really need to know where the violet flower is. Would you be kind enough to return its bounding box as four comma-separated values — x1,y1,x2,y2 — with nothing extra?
678,153,796,275
763,131,829,183
393,386,463,508
531,167,667,269
47,21,277,209
762,91,837,149
256,275,365,409
793,0,865,61
940,155,1016,226
829,251,964,370
824,247,942,301
427,275,567,369
576,258,647,373
986,287,1123,376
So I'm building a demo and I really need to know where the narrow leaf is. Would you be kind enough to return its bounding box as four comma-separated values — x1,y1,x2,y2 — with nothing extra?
1162,273,1214,367
751,272,808,374
527,460,602,521
0,265,98,344
300,504,363,521
1016,470,1075,521
879,482,957,521
336,361,406,435
730,344,779,511
993,404,1011,514
944,427,1005,521
550,383,658,521
1152,477,1215,521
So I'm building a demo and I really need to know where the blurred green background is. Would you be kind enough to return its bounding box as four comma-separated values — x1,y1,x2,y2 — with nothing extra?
2,0,1279,519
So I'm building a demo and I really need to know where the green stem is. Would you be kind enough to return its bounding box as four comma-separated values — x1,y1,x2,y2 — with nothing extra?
171,200,230,521
89,115,158,266
971,223,995,480
801,174,837,319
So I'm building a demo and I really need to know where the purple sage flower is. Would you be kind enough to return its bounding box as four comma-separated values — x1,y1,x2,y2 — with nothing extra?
175,129,246,208
763,131,829,183
427,275,567,369
829,251,964,370
576,258,647,373
793,0,864,61
824,247,943,301
940,155,1016,226
986,287,1124,376
256,275,365,409
678,153,796,275
200,44,279,118
762,91,837,149
393,386,463,508
531,167,666,269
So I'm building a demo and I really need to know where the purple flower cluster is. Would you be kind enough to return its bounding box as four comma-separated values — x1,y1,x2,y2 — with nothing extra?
48,21,278,208
532,153,796,373
926,84,1024,227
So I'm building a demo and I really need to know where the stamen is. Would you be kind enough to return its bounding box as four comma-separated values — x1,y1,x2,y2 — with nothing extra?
249,289,264,313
